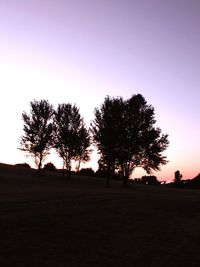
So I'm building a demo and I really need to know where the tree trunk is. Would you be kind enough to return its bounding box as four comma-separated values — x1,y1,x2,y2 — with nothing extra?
38,153,43,171
38,160,42,170
122,165,130,187
76,158,81,172
123,175,128,187
62,167,65,175
67,165,71,179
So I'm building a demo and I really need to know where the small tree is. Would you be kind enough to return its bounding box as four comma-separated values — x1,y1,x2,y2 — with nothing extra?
53,103,90,177
174,170,183,184
19,99,54,170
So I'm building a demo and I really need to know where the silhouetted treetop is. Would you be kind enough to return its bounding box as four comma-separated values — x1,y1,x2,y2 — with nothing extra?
53,103,91,177
19,99,54,170
174,170,183,184
91,94,169,186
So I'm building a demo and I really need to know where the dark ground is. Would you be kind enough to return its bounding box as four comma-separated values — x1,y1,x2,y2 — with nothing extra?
0,163,200,267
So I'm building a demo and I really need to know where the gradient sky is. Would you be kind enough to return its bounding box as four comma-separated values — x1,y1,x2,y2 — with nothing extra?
0,0,199,181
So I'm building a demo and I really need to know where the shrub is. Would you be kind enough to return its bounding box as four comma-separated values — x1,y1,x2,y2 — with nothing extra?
141,175,160,186
79,168,95,176
43,162,57,171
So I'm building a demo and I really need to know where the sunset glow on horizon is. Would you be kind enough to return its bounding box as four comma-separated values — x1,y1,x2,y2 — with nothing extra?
0,0,200,181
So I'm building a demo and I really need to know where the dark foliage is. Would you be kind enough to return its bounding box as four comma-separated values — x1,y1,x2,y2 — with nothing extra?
178,173,200,189
79,168,95,176
53,103,91,177
74,125,92,172
174,170,183,184
43,162,57,171
91,94,169,186
19,99,54,170
141,175,160,186
95,157,112,180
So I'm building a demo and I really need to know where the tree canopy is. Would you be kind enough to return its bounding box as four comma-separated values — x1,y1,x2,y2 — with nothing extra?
91,94,169,186
19,99,54,170
19,95,169,183
53,103,91,176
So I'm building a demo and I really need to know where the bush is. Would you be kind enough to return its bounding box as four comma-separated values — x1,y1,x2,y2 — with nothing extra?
141,175,160,186
43,162,57,171
79,168,95,176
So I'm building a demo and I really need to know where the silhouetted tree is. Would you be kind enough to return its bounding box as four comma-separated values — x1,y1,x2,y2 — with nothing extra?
95,158,109,178
174,170,183,184
20,100,54,170
91,94,169,186
119,94,169,186
53,103,90,178
74,125,91,172
91,96,124,186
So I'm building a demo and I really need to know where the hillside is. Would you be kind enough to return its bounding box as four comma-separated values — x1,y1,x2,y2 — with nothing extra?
0,163,200,267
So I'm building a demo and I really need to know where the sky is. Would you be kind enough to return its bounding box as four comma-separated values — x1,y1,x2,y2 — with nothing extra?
0,0,199,181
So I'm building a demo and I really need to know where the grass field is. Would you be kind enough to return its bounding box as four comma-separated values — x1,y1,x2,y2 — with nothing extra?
0,163,200,266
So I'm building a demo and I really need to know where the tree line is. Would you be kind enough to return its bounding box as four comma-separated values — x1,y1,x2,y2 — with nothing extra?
20,94,169,186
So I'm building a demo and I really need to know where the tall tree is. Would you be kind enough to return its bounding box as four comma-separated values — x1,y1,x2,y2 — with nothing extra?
119,94,169,185
91,94,169,186
74,125,91,172
91,96,124,187
53,103,90,177
19,99,54,170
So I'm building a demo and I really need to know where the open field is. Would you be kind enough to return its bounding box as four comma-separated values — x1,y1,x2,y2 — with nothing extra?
0,163,200,266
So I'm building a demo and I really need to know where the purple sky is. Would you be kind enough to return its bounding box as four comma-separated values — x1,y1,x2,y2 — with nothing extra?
0,0,199,181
